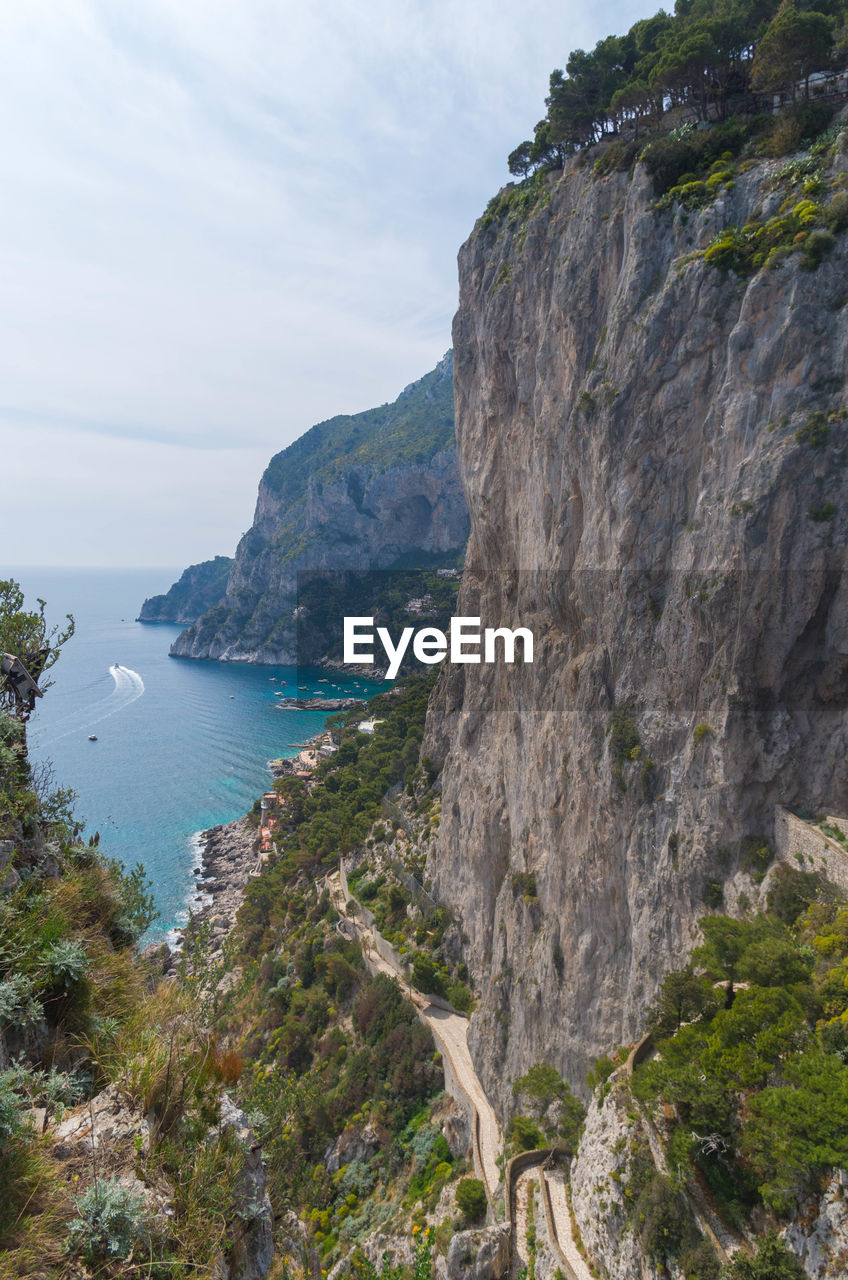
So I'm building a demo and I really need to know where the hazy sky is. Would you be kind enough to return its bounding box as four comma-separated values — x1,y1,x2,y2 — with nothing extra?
3,0,650,568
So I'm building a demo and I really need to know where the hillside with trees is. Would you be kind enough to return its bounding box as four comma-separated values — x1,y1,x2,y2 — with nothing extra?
507,0,848,177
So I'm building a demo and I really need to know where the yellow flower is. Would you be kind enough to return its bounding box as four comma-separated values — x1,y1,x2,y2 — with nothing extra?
412,1225,420,1235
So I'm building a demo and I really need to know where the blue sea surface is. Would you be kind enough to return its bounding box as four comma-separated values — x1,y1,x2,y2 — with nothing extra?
9,568,388,940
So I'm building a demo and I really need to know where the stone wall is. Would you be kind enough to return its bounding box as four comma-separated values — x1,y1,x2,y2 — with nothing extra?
772,807,848,897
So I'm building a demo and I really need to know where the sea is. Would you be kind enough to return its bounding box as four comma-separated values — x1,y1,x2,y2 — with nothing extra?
8,567,388,943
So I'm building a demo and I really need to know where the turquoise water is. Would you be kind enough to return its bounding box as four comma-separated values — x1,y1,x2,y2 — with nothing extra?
10,568,387,940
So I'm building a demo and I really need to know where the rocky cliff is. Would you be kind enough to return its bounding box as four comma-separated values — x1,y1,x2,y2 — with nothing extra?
424,129,848,1113
138,556,233,624
170,352,469,664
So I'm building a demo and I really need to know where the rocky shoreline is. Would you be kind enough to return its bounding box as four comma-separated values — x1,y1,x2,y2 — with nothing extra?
169,816,260,963
274,695,362,711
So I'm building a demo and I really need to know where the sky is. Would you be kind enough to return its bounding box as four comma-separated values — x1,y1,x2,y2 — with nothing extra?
2,0,651,569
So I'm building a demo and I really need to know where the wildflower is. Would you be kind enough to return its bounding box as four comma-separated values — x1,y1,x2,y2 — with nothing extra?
412,1225,420,1235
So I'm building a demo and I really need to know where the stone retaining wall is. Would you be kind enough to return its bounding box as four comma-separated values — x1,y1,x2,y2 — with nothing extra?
773,807,848,897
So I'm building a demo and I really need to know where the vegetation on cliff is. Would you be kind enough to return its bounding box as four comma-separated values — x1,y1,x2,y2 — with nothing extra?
211,674,489,1267
634,866,848,1224
0,580,265,1279
505,0,848,177
138,556,233,624
294,564,461,669
263,352,455,506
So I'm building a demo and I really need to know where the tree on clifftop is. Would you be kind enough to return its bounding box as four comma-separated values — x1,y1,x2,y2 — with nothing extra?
0,579,74,716
752,2,834,99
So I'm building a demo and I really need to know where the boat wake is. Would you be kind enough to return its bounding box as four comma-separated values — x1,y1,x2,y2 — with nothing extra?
37,664,145,748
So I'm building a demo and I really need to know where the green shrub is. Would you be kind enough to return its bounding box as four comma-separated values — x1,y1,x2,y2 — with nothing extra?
66,1176,149,1264
808,501,836,522
804,228,836,267
45,939,88,988
722,1231,806,1279
636,1172,690,1264
509,1114,545,1151
608,707,640,763
795,411,829,448
641,119,748,196
455,1176,487,1222
826,192,848,234
512,871,538,902
0,975,43,1030
586,1052,615,1092
680,1238,721,1279
703,880,724,909
446,981,473,1013
763,101,835,158
0,1071,23,1148
647,965,719,1037
410,952,446,998
593,138,641,177
693,724,714,743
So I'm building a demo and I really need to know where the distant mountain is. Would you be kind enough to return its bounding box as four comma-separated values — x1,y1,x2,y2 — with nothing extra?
164,352,469,664
138,557,233,624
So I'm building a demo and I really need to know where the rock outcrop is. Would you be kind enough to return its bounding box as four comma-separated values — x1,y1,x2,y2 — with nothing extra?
170,353,469,664
786,1170,848,1278
138,556,233,624
570,1078,657,1280
441,1224,511,1280
424,133,848,1110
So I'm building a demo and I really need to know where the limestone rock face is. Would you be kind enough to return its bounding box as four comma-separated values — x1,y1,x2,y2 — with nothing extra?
786,1170,848,1278
323,1122,382,1173
424,139,848,1111
170,353,469,664
442,1224,511,1280
218,1095,274,1280
570,1079,658,1280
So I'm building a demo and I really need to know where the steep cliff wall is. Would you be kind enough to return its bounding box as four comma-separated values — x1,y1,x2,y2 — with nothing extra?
138,556,233,624
171,353,469,664
424,132,848,1113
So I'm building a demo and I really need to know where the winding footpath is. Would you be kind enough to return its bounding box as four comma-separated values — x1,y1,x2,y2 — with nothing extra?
327,870,501,1197
327,870,593,1277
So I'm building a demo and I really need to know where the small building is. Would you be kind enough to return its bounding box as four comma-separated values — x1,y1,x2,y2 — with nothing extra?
357,718,386,735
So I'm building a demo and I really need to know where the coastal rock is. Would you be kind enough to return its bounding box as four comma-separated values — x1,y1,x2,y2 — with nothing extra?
169,353,469,665
53,1083,153,1162
424,141,848,1108
170,817,259,964
138,556,233,624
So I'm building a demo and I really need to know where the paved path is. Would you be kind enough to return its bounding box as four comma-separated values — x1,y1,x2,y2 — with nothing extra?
544,1167,593,1280
328,871,502,1199
329,869,603,1275
511,1168,536,1272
